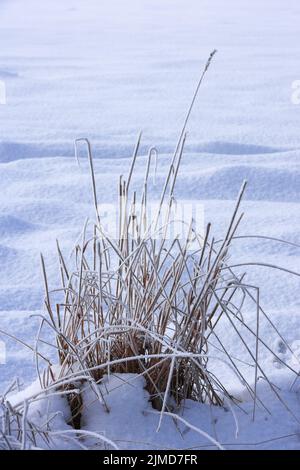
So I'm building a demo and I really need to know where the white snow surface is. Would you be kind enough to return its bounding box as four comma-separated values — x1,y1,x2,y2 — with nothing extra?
5,371,300,450
0,0,300,450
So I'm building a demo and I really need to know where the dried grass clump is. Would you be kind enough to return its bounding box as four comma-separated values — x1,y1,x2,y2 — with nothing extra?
34,51,300,429
38,133,300,427
42,137,245,410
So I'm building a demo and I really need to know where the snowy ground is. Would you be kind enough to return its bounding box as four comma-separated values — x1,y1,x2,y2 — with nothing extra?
0,0,300,450
5,371,300,450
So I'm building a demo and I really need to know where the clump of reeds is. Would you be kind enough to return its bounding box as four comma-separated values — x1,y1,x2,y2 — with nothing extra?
33,50,300,430
38,132,300,429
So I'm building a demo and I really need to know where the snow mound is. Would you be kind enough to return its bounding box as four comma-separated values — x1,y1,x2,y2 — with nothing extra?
0,215,38,237
0,244,18,261
189,141,287,155
174,165,300,202
0,69,19,79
